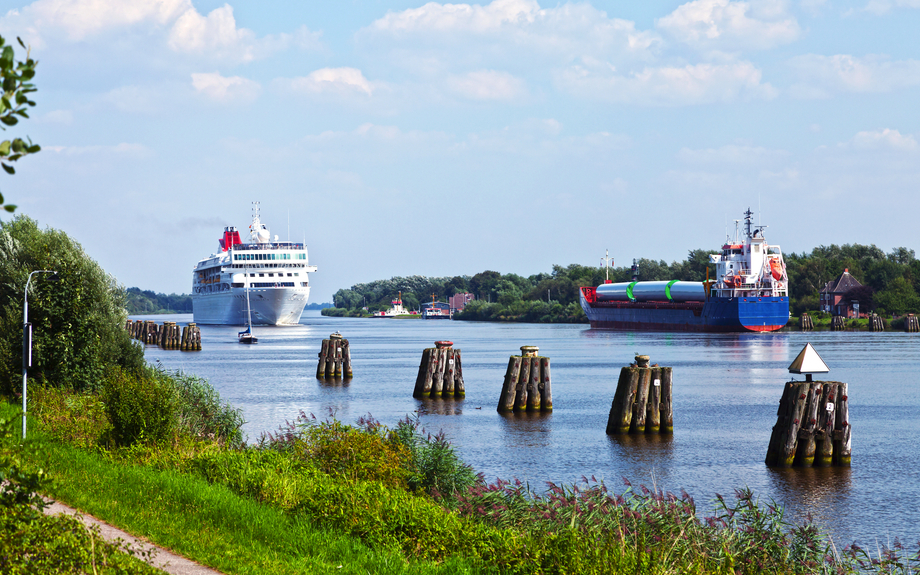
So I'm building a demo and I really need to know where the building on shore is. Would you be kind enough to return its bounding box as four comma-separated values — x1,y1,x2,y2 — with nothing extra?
449,292,475,313
819,269,864,318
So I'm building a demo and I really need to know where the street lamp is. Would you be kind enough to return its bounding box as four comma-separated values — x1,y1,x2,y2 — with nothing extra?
22,269,59,439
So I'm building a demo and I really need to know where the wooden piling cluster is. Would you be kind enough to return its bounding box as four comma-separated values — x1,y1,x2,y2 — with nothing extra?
606,355,672,435
869,314,884,331
125,320,200,350
906,314,920,332
765,380,851,468
158,321,182,349
126,319,159,345
414,341,465,399
799,313,814,330
831,316,846,331
496,346,552,413
180,323,201,351
317,333,352,379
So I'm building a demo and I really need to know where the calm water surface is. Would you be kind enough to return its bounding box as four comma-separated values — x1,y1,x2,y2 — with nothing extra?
137,311,920,547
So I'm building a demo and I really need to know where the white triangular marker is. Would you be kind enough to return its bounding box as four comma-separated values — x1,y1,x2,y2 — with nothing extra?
788,343,829,374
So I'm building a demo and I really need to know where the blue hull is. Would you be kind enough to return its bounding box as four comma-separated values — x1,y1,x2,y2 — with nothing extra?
581,295,789,332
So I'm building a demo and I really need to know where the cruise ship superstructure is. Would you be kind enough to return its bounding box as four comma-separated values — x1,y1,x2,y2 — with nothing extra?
192,205,317,325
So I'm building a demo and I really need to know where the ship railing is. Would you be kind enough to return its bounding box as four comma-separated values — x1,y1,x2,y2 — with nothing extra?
231,243,304,251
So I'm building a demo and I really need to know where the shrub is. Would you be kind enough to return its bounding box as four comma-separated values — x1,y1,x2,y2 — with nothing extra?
263,412,412,489
391,415,480,503
29,386,110,448
101,367,179,446
155,364,244,447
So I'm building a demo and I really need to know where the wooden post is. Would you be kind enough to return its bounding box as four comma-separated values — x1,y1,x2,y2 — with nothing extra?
831,315,846,331
453,350,465,397
607,367,639,435
498,356,521,413
660,367,673,433
316,340,328,378
766,380,851,468
539,357,552,411
906,314,919,332
443,348,456,397
646,367,661,433
342,339,352,377
413,348,433,398
800,313,814,330
631,368,651,433
514,357,531,411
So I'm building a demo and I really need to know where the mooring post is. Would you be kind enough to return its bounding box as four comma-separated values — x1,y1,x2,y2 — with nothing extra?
766,343,850,468
496,346,552,413
606,355,672,435
317,332,351,380
414,341,464,399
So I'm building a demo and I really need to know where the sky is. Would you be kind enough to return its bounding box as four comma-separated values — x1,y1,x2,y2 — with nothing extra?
0,0,918,301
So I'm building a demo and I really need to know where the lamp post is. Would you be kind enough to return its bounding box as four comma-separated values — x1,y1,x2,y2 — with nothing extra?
22,269,58,439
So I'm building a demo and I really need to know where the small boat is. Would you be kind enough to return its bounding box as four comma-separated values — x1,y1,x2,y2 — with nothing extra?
239,285,258,344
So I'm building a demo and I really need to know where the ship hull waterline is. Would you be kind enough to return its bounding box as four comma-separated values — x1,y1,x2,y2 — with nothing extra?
580,293,789,333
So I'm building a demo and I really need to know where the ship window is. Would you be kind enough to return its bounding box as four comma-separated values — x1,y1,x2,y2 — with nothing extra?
287,273,292,277
268,273,274,277
259,273,265,277
294,273,299,276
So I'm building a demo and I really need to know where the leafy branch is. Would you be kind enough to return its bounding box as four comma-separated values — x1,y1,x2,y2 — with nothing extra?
0,35,40,214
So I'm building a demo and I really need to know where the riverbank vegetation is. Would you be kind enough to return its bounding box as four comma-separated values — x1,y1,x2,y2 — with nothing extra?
6,376,919,574
325,244,920,323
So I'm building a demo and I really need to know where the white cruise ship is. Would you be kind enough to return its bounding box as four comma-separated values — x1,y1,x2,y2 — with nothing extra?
192,204,317,325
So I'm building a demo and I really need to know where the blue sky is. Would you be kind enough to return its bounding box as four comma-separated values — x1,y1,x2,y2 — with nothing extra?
1,0,918,301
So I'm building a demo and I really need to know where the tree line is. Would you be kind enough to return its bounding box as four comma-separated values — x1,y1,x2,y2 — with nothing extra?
327,244,920,322
125,287,193,314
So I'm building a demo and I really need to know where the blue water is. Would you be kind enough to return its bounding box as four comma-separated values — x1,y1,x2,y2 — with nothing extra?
138,311,920,548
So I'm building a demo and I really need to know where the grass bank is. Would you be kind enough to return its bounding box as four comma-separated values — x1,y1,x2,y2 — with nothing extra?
3,401,485,575
6,365,915,574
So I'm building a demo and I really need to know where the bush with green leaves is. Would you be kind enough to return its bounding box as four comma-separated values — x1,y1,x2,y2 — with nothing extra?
159,364,244,447
0,216,144,395
391,415,480,502
101,367,180,447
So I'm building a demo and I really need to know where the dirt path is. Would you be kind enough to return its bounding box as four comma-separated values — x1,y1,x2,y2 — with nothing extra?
44,499,226,575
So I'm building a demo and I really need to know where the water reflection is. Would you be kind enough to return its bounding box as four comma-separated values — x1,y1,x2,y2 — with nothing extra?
606,433,674,464
767,466,853,535
417,399,465,416
316,376,351,387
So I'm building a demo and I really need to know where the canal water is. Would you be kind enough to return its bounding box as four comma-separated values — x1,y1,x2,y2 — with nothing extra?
137,311,920,547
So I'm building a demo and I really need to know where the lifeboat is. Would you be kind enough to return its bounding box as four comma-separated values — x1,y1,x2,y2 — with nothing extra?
770,258,783,281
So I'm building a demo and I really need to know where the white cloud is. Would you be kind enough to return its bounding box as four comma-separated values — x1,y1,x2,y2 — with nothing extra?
1,0,317,63
864,0,920,15
657,0,800,51
363,0,661,64
191,72,260,103
275,68,375,96
678,144,789,165
788,54,920,98
557,61,776,105
838,129,919,152
5,0,189,42
445,70,526,100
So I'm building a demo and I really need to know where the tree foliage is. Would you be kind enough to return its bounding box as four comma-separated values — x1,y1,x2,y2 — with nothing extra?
0,216,144,395
125,287,192,314
0,36,40,215
329,243,920,323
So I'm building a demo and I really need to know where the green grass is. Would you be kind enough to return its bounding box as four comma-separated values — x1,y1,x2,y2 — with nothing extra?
3,403,488,575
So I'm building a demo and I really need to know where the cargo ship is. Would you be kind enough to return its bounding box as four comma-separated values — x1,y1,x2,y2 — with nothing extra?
579,210,789,332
